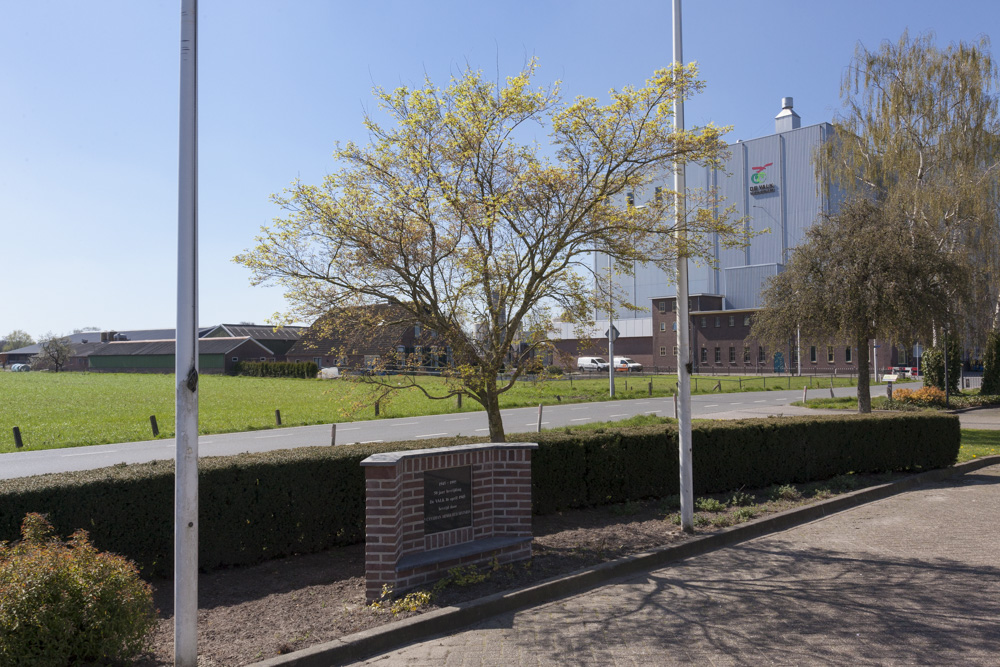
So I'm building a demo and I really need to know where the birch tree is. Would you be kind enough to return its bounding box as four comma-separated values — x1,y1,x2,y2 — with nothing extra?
819,31,1000,341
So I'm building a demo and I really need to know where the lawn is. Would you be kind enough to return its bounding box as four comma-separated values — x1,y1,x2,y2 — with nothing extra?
957,429,1000,463
1,370,857,453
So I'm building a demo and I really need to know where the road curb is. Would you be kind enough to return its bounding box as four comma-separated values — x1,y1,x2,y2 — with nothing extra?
252,456,1000,667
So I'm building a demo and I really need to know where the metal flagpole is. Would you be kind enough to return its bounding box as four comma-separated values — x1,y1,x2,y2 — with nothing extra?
175,1,199,664
673,0,694,532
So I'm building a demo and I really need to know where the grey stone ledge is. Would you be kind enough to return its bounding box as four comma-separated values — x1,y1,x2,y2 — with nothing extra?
361,442,538,466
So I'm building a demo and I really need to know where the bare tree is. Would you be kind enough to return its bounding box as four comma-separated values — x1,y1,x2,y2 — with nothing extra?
33,334,73,372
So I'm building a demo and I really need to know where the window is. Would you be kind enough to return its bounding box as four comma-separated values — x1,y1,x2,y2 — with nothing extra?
845,347,853,363
260,357,266,362
791,348,798,367
728,315,735,327
672,322,677,331
743,346,750,364
413,324,420,337
660,322,666,332
827,346,835,363
658,301,667,313
673,345,678,356
714,347,721,363
758,346,765,363
232,357,239,362
659,346,667,356
898,346,910,365
714,316,721,327
743,315,751,326
729,346,736,363
810,346,817,363
700,347,708,363
700,317,707,328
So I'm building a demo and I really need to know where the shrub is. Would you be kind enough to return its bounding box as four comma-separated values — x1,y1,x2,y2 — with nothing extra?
893,386,946,407
0,413,960,577
982,329,1000,395
921,339,961,394
232,360,319,379
0,513,156,665
546,365,565,376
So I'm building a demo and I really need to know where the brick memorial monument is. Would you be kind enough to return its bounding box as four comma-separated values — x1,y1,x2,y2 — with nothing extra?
361,442,538,601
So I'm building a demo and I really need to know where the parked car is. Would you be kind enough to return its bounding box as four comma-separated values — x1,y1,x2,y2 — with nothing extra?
10,364,30,372
613,356,643,372
577,356,609,372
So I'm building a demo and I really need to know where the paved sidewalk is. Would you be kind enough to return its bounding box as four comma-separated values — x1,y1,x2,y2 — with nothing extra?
358,464,1000,666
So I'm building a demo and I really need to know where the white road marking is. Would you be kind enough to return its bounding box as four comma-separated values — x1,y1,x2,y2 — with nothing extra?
338,427,360,431
610,414,629,417
64,450,118,457
415,433,449,438
525,422,550,426
644,410,659,414
475,428,489,432
705,404,718,408
394,422,419,426
754,400,766,403
255,434,290,439
445,418,469,422
571,418,592,422
360,440,384,444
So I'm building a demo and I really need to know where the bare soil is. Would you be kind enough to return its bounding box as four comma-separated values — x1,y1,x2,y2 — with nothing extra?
137,473,899,666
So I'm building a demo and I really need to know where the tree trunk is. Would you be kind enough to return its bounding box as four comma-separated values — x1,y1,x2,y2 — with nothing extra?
857,333,872,414
483,386,506,442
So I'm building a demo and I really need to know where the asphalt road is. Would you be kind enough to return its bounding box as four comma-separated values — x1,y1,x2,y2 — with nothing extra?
0,383,869,480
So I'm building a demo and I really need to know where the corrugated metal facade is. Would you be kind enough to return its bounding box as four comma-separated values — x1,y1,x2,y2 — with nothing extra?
597,120,833,317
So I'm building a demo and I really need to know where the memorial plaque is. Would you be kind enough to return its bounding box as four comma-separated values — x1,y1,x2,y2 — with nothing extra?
423,465,473,534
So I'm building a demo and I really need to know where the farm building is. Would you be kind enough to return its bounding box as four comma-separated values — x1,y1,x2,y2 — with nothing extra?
87,337,274,374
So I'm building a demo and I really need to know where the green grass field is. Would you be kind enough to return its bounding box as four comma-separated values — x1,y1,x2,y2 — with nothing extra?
957,429,1000,463
0,370,867,453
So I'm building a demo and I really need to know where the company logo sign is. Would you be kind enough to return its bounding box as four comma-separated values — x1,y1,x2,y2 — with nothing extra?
750,162,776,195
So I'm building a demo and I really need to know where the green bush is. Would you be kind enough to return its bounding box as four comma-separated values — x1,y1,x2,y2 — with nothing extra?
233,360,319,379
982,329,1000,395
922,338,962,394
0,413,959,577
0,513,156,665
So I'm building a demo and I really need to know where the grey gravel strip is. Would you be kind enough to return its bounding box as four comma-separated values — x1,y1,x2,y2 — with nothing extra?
251,455,1000,667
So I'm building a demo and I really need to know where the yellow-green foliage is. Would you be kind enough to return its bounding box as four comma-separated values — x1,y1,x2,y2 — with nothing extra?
0,513,156,665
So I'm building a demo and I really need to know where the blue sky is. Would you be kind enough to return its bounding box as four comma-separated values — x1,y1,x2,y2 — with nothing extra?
0,1,993,338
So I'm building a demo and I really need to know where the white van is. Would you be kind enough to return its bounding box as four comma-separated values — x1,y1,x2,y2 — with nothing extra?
613,357,643,372
577,356,609,372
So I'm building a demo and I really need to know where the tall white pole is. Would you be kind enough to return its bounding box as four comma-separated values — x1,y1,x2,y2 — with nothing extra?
175,1,199,665
608,258,615,397
673,0,694,533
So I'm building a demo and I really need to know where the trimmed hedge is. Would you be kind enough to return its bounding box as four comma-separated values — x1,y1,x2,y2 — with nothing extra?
233,361,319,379
0,413,959,577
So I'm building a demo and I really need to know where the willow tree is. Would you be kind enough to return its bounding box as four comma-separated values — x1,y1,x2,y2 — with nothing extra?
236,61,745,441
751,199,964,413
820,32,1000,342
